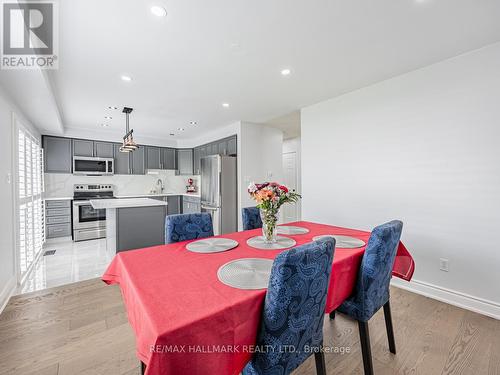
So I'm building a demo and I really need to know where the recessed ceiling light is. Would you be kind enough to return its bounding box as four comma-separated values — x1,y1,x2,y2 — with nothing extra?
108,106,118,110
189,121,197,125
104,116,112,120
121,75,132,82
222,103,230,108
281,68,291,76
151,5,167,17
177,127,185,131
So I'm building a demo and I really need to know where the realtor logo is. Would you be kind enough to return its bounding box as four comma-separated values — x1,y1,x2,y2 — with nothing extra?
1,1,58,69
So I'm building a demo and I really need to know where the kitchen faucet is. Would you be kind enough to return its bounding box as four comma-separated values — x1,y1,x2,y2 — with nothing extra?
156,178,164,194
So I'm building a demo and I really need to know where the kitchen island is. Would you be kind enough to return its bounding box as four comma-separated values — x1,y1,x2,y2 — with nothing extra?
90,198,168,254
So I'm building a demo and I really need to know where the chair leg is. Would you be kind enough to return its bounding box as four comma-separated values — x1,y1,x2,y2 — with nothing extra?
329,310,336,320
140,361,146,375
314,347,327,375
383,301,396,354
358,321,374,375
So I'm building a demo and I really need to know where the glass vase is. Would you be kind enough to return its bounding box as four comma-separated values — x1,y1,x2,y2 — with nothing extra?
260,208,279,243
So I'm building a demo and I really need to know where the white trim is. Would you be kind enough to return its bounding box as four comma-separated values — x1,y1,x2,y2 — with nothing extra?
0,276,16,315
391,278,500,320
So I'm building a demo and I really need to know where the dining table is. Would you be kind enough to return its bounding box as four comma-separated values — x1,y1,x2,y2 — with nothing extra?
102,220,414,375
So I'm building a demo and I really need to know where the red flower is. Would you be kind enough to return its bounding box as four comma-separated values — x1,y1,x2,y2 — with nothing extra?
279,185,288,193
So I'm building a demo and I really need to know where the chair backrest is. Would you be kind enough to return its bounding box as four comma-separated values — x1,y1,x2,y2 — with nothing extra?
244,238,335,375
242,206,262,231
354,220,403,321
165,213,214,244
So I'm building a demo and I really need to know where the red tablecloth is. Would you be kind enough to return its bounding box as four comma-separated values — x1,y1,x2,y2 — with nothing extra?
102,221,414,375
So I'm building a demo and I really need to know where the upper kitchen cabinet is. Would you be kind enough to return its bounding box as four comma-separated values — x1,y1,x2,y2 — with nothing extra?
94,141,114,158
176,149,193,175
73,139,114,158
72,139,94,157
227,136,237,155
146,146,161,170
113,143,131,174
162,148,176,170
131,146,146,175
43,136,72,173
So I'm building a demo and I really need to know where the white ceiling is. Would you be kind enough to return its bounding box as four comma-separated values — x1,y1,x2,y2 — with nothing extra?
2,0,500,142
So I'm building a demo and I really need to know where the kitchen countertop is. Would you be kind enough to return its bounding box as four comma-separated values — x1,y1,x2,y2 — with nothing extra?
114,193,201,198
90,198,169,209
44,193,201,201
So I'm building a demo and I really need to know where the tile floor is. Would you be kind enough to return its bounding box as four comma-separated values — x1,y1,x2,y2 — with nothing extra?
17,238,113,294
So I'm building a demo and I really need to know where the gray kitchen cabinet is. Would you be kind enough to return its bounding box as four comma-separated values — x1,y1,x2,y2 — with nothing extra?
113,143,131,174
131,146,146,175
167,196,181,215
218,139,228,155
209,143,218,155
45,199,72,239
116,206,167,252
72,139,94,157
176,149,193,175
43,136,72,173
94,141,114,158
193,147,201,175
183,196,201,214
146,146,161,170
162,148,176,169
227,136,237,155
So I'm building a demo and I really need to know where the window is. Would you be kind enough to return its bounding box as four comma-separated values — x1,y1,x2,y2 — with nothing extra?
17,125,44,280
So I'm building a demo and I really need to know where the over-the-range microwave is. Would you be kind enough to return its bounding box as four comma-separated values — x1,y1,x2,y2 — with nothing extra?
73,156,114,175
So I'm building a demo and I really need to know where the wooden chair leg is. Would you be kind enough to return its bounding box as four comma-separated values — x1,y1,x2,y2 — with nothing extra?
140,361,146,375
314,347,327,375
358,321,374,375
329,310,336,320
383,301,396,354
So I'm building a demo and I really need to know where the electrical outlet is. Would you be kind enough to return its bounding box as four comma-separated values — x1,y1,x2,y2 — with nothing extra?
439,258,449,272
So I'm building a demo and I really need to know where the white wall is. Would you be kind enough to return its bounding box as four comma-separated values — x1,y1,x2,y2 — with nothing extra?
0,86,40,312
239,122,283,229
301,43,500,317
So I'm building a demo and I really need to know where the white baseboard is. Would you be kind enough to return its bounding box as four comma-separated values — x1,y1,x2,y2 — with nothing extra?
391,278,500,320
0,276,17,315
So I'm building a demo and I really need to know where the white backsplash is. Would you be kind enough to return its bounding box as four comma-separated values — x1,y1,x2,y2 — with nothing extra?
44,170,199,198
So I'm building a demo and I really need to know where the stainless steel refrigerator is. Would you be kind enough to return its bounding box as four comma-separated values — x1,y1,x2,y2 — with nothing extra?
200,155,237,235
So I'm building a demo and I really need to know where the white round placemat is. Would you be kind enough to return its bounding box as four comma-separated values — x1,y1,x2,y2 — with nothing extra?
186,238,239,253
276,226,310,235
312,235,366,249
246,236,297,250
217,258,274,290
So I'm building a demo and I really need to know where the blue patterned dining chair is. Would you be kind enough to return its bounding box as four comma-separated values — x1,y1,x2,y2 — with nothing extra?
242,237,336,375
334,220,403,375
242,206,262,231
165,213,214,244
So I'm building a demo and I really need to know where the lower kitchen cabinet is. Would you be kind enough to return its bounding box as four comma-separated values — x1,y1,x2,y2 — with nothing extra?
45,200,72,239
183,196,201,214
167,196,181,215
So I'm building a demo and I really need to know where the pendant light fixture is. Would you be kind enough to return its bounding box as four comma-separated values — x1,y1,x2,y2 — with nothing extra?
119,107,139,153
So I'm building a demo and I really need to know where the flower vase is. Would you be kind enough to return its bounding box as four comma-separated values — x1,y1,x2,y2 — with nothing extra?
260,208,279,243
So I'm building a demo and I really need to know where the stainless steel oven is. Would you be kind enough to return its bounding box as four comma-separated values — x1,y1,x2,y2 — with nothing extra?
72,184,114,241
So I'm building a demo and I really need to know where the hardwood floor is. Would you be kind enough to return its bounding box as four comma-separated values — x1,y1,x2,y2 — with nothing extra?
0,279,498,375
